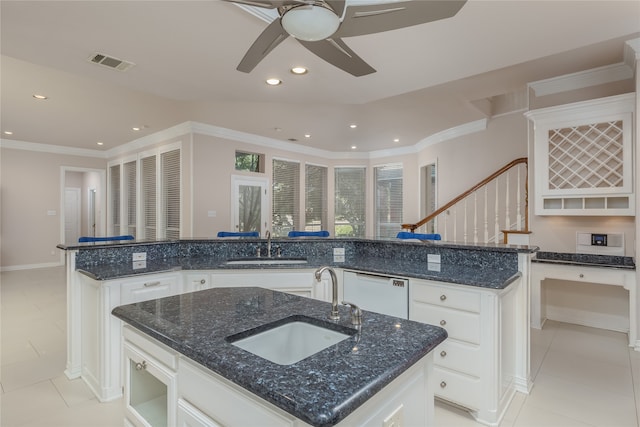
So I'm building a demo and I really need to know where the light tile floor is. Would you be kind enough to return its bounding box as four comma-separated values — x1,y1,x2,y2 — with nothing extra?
1,267,638,426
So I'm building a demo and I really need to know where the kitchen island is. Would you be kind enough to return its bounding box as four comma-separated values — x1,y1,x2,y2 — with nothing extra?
112,286,448,427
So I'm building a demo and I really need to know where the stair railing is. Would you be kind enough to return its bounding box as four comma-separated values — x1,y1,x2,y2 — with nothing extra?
402,157,528,244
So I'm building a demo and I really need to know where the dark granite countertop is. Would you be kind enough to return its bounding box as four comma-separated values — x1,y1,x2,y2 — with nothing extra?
533,251,635,270
112,287,447,427
79,255,522,289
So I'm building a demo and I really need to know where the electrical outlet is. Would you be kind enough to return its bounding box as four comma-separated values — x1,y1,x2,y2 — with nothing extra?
333,247,345,262
132,260,147,269
132,252,147,261
427,254,441,263
382,405,403,427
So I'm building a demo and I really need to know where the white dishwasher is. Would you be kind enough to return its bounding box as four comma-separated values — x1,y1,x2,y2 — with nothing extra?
343,270,409,319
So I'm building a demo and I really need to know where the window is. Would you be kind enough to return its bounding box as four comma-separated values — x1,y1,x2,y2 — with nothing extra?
334,167,366,237
305,164,327,232
123,160,136,237
109,164,121,235
235,150,264,173
272,159,300,237
375,164,403,238
140,155,157,239
161,149,181,239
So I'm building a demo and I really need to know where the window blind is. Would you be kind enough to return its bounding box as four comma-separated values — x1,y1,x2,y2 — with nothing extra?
140,155,156,239
305,164,327,232
123,160,136,237
109,164,120,235
375,164,403,238
272,159,300,237
161,149,181,239
334,167,366,237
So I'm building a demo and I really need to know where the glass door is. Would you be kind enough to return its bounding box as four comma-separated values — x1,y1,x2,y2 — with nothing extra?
231,176,268,234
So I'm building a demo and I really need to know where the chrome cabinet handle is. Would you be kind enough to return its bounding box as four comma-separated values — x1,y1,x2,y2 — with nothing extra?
135,361,147,371
440,381,447,388
144,281,161,287
579,274,584,278
440,294,447,301
440,320,447,326
200,279,206,284
440,350,447,357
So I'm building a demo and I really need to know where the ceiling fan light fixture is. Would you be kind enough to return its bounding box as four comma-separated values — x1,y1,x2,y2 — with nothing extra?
281,5,340,42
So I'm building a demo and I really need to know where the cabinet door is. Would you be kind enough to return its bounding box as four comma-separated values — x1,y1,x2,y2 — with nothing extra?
124,343,177,427
183,273,212,293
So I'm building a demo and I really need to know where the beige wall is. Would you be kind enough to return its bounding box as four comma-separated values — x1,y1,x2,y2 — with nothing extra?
0,148,106,268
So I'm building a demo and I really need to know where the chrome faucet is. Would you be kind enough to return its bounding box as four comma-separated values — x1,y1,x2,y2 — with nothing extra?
265,230,271,258
314,266,339,321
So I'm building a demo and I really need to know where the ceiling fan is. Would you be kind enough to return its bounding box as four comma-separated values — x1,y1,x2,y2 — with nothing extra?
225,0,467,76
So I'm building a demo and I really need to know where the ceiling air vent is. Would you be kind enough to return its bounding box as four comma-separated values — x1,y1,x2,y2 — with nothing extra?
88,52,135,72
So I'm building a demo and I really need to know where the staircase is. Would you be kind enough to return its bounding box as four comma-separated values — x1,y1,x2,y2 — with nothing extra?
402,157,530,245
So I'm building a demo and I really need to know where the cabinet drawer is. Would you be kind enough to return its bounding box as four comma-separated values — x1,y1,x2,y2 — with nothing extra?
121,274,181,305
435,366,482,410
411,282,481,313
124,326,178,370
410,303,480,344
434,340,482,377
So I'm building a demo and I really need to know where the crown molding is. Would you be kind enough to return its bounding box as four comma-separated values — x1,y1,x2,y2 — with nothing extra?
528,62,633,97
624,37,640,68
414,119,488,151
105,121,193,158
1,119,490,161
0,138,107,158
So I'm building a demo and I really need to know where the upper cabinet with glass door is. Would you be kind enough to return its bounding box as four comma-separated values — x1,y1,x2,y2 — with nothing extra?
526,93,635,216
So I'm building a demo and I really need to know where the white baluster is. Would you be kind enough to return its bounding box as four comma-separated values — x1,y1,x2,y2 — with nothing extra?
443,212,448,241
484,186,489,243
494,179,500,241
505,173,510,231
463,199,468,243
516,165,522,231
473,192,478,244
453,206,457,242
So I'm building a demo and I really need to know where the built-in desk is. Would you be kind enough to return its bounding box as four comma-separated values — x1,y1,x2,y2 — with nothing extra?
531,252,636,348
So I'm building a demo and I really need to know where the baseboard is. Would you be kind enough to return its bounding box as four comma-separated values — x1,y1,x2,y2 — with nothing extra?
545,308,629,334
0,261,63,272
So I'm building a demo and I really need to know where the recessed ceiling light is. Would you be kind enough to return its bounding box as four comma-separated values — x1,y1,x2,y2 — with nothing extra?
393,138,400,143
351,145,357,150
349,124,357,129
266,78,282,86
3,131,13,135
290,66,308,75
33,94,48,100
97,141,104,146
132,127,141,131
304,134,311,138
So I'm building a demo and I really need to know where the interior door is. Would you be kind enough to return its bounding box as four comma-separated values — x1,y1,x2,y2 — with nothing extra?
65,187,81,243
231,176,268,234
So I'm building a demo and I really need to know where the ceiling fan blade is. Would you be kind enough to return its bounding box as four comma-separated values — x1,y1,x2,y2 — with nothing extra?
237,19,290,73
336,0,467,37
222,0,300,9
324,0,346,17
299,37,375,76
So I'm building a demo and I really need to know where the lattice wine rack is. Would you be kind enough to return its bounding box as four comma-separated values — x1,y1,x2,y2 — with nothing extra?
527,94,634,216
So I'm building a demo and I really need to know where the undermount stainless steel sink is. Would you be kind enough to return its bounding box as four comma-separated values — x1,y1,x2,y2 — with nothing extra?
225,257,308,265
228,318,352,365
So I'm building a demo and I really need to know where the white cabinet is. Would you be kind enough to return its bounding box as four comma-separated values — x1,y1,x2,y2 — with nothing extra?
123,326,177,427
121,274,182,305
526,93,635,216
76,272,182,402
410,279,519,426
210,269,319,299
183,272,212,293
